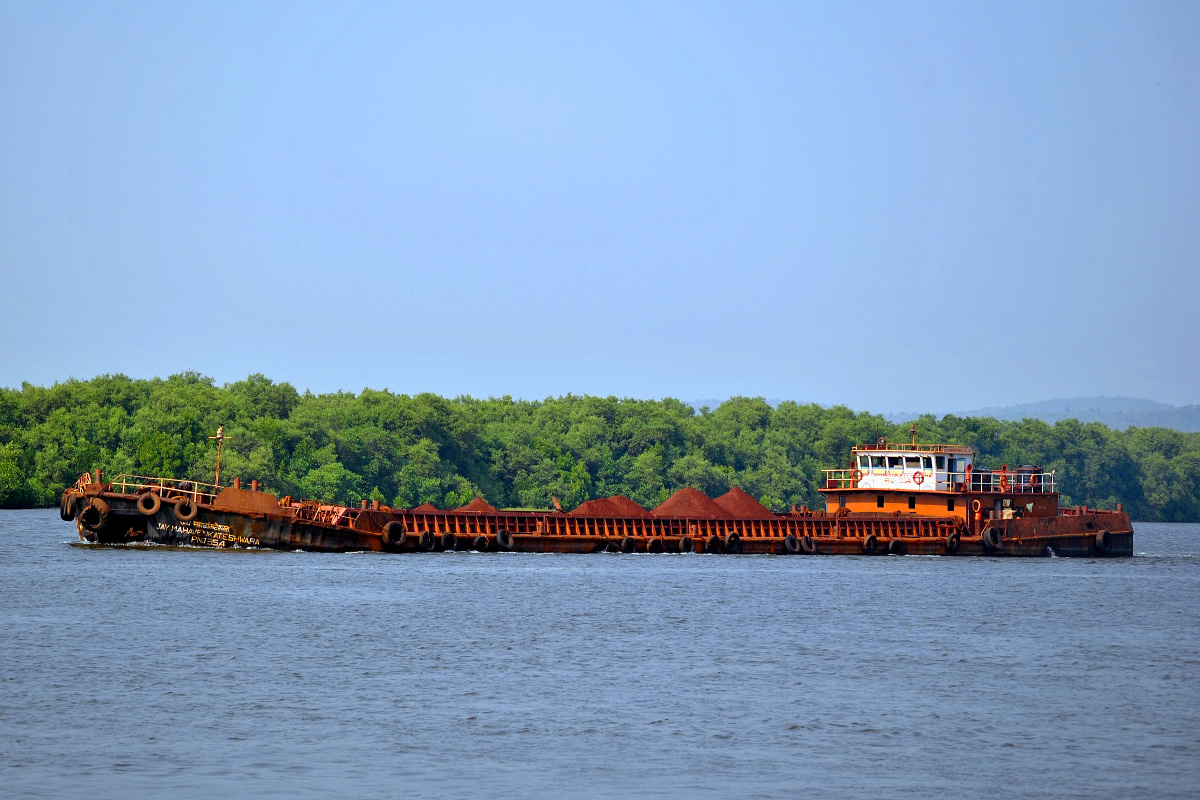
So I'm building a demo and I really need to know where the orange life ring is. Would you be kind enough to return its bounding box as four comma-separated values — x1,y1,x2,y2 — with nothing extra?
970,498,982,513
913,472,924,486
853,469,863,483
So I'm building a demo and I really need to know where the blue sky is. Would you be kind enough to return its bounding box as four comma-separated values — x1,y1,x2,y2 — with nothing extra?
2,1,1197,412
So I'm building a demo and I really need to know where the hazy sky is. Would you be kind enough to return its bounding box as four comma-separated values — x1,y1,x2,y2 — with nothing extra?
2,1,1197,412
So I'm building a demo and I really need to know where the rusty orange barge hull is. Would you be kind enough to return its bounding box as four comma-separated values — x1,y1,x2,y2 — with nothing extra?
63,474,1133,558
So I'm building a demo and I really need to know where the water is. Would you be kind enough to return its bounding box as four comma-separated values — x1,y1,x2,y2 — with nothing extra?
2,509,1197,799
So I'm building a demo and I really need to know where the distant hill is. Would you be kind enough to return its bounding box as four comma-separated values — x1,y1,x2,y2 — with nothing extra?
891,397,1200,432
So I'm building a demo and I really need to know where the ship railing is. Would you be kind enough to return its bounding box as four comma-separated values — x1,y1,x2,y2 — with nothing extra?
108,474,221,505
822,468,1056,493
851,443,974,454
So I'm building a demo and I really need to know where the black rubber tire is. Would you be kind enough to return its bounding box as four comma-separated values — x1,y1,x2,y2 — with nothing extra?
620,536,636,554
679,536,695,553
382,521,407,548
441,532,458,551
724,532,743,554
945,531,961,554
80,498,110,533
706,535,723,554
862,534,878,554
59,491,75,521
420,531,436,550
888,539,905,556
496,529,515,551
982,527,1003,551
800,535,817,554
1094,529,1112,555
137,492,161,516
472,535,489,551
646,537,663,553
784,534,801,554
172,497,197,523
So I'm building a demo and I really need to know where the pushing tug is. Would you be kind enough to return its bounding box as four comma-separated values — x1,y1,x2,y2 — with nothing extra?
61,429,1133,557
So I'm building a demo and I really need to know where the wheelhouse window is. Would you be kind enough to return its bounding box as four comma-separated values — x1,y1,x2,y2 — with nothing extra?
922,456,932,469
905,456,921,469
887,456,904,469
858,455,869,469
871,456,885,469
936,456,946,470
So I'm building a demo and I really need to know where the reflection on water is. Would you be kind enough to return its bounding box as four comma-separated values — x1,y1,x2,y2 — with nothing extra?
2,511,1198,799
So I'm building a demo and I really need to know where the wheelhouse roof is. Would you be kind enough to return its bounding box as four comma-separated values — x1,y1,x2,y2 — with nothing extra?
851,443,974,455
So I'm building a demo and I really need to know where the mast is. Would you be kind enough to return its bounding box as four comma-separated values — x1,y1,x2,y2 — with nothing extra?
209,425,231,489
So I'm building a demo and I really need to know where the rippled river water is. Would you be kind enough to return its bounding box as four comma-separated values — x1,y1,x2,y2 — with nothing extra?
2,509,1198,799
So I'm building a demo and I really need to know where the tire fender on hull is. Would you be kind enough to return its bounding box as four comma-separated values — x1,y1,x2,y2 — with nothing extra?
982,526,1003,551
945,531,962,554
79,498,110,533
382,521,407,548
173,497,198,522
59,491,76,522
137,492,162,516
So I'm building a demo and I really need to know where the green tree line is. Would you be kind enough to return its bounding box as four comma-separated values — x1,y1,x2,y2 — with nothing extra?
1,373,1197,521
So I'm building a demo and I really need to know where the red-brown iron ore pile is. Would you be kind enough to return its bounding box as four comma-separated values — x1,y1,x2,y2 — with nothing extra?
571,496,650,517
412,502,439,512
651,487,732,518
714,487,777,519
570,498,621,516
605,496,649,516
455,497,498,513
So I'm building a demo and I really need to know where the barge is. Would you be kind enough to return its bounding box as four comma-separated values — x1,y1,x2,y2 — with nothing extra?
61,434,1133,557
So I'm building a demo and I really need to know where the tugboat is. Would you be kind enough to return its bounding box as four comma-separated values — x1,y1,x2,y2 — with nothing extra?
818,430,1132,556
61,428,1133,557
